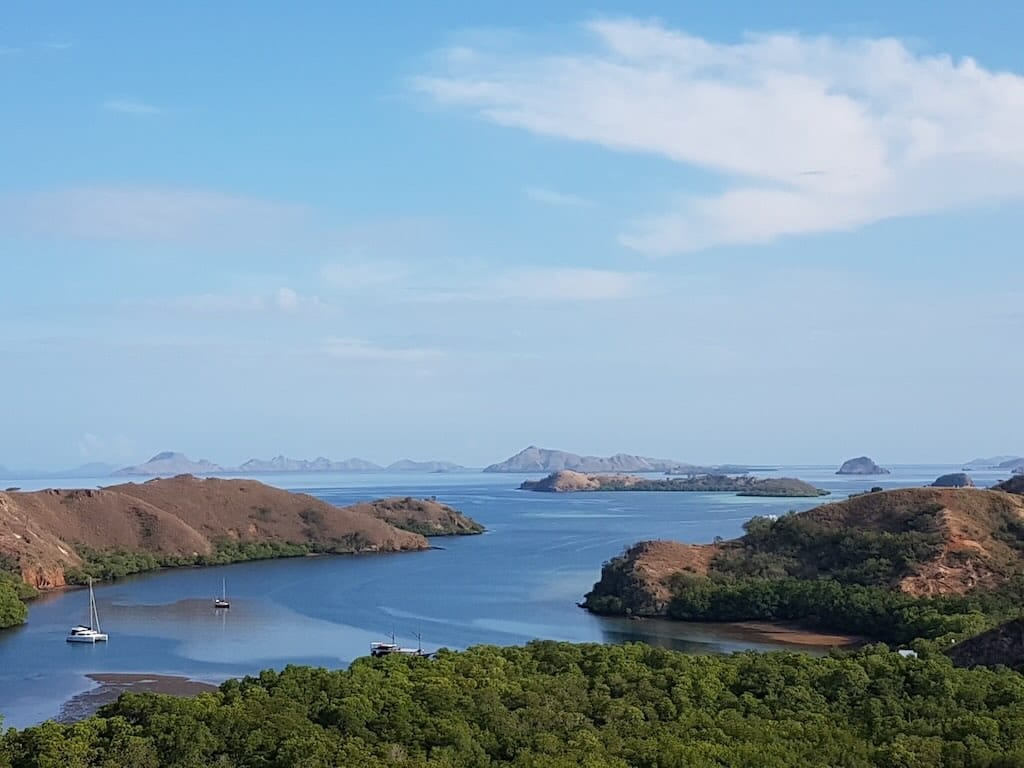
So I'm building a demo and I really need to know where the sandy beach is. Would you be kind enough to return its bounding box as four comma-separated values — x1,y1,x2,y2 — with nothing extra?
728,621,864,647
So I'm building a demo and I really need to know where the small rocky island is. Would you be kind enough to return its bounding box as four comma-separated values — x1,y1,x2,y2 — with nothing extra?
932,473,974,488
520,470,828,497
836,456,890,475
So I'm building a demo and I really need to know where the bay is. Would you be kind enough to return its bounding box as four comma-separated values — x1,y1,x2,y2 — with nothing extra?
0,464,1009,727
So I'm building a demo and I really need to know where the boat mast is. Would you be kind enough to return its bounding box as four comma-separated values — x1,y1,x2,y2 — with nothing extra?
89,579,101,632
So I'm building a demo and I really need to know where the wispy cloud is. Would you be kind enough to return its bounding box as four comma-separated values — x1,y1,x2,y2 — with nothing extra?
40,41,72,50
525,186,594,208
320,260,409,289
417,18,1024,254
490,268,648,300
0,184,310,247
416,267,650,303
103,98,164,115
324,337,443,362
133,287,326,315
0,46,21,56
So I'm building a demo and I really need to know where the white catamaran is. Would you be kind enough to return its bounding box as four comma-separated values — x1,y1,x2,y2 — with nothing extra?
67,579,108,643
213,578,230,609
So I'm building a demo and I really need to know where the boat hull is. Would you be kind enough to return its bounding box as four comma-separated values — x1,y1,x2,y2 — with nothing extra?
66,633,108,643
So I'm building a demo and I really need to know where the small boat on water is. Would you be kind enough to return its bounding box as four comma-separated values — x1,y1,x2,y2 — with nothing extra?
67,579,108,643
214,579,230,609
370,632,432,658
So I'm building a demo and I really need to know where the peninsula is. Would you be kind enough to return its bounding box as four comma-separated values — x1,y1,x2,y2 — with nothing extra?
582,487,1024,645
520,470,828,497
0,475,483,595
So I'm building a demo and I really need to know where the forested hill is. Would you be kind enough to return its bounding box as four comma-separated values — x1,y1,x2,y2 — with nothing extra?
584,487,1024,644
4,641,1024,767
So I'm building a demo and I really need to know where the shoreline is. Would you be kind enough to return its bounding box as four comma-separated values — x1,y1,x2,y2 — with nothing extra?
723,621,864,647
58,673,222,724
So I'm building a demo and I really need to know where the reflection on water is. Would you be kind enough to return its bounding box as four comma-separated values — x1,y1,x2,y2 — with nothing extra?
0,464,1004,727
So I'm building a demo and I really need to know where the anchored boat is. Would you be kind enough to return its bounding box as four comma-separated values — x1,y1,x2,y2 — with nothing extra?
67,579,108,643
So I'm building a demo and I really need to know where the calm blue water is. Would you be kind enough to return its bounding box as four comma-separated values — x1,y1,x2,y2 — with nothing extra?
0,465,1012,727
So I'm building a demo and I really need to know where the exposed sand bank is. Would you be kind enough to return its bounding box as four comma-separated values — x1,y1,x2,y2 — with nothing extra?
58,673,220,723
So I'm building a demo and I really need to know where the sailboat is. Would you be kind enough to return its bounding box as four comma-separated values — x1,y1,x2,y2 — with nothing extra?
67,579,108,643
213,578,230,609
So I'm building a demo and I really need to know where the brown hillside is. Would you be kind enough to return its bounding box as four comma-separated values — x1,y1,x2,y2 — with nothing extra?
352,497,485,536
0,476,482,589
948,618,1024,671
584,488,1024,615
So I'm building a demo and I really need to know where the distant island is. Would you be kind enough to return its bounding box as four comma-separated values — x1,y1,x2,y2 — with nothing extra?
836,456,890,475
485,445,755,474
932,472,974,488
110,451,467,477
520,470,827,497
0,475,483,602
582,486,1024,646
963,455,1023,470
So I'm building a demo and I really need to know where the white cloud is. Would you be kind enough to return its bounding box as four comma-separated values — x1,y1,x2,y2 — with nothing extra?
416,18,1024,253
323,337,443,362
103,98,164,115
0,184,310,246
525,186,594,207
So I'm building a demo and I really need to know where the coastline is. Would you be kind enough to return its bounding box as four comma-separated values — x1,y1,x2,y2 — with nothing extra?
58,673,222,724
724,621,864,647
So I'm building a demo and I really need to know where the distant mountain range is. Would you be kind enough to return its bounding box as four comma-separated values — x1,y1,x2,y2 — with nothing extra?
111,452,467,477
112,452,223,477
483,446,753,474
964,456,1023,470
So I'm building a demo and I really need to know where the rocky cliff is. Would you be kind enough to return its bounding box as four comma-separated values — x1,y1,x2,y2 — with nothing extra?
0,476,482,589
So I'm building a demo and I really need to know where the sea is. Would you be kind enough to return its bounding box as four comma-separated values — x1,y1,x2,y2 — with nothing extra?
0,464,1012,728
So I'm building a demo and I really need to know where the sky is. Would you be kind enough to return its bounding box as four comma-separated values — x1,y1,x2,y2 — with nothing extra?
1,1,1022,470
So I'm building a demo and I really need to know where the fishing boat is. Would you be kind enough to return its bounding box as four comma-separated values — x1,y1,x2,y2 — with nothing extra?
213,578,230,609
370,632,432,658
67,579,108,643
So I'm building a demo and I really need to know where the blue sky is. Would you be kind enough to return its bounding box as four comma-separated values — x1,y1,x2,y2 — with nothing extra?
2,1,1022,469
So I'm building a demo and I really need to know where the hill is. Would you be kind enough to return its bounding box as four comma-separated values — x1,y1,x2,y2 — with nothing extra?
1000,458,1024,471
583,488,1024,643
113,452,222,476
948,618,1024,671
836,456,890,475
0,476,482,592
520,470,827,497
349,497,484,536
995,475,1024,494
932,472,974,488
485,446,733,473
